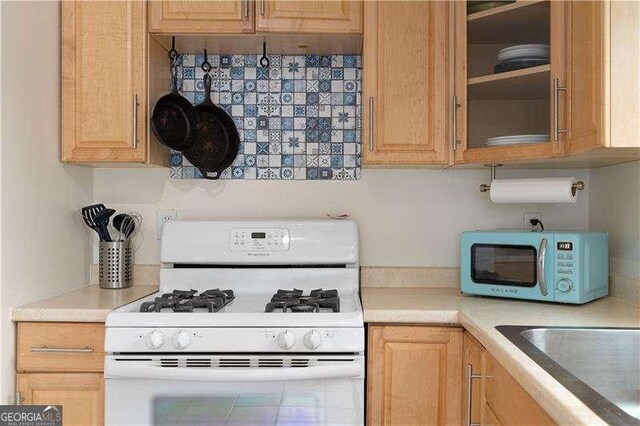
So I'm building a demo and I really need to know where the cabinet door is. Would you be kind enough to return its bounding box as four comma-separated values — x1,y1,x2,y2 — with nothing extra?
484,352,555,425
454,1,565,165
61,1,146,163
149,1,254,34
17,373,104,426
363,1,449,165
257,0,362,33
368,325,462,425
564,0,605,155
463,331,485,426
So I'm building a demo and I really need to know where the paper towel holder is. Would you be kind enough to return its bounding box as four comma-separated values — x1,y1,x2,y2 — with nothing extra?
478,164,585,196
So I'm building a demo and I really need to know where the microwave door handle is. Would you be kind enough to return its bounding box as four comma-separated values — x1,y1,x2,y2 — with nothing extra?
538,238,548,296
105,360,363,382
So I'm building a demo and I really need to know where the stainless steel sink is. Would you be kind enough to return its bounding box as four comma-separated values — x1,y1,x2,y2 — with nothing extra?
497,326,640,426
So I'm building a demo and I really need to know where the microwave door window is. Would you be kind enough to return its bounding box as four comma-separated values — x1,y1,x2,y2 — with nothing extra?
471,244,537,287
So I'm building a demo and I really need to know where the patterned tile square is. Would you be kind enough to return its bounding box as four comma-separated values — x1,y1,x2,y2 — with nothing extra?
171,54,361,180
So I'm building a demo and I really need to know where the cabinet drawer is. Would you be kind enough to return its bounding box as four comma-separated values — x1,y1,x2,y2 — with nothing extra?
485,352,555,425
17,323,105,372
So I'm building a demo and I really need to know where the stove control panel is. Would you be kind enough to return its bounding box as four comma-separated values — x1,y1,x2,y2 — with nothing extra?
106,327,364,353
229,228,290,251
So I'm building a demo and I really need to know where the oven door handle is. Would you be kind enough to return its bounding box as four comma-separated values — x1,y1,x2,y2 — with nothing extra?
537,238,548,296
105,360,363,382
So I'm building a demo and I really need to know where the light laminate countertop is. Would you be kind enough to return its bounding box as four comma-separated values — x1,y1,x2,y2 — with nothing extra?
362,287,640,426
11,285,158,322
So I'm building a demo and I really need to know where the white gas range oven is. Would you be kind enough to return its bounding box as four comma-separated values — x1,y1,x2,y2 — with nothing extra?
104,220,364,425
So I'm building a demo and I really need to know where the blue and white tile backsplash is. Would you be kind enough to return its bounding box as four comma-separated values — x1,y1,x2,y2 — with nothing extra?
169,54,362,180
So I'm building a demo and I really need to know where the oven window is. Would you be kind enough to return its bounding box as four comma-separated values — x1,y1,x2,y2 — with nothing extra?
471,244,537,287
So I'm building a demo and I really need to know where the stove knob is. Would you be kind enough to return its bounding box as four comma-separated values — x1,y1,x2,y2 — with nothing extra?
173,330,192,350
557,278,574,293
276,330,295,350
145,330,165,350
303,330,323,350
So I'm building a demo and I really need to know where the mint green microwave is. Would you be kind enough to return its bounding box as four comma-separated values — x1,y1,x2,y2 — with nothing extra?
460,231,608,304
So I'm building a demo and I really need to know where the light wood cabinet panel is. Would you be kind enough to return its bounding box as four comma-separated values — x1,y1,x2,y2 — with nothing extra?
17,322,105,373
149,0,254,34
257,0,362,33
463,331,484,426
564,0,605,155
483,401,503,426
363,1,449,166
17,373,104,426
62,1,148,163
367,325,462,425
484,351,555,425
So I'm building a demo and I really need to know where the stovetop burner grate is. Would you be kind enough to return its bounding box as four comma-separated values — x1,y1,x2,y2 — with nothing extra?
139,289,235,313
265,288,340,313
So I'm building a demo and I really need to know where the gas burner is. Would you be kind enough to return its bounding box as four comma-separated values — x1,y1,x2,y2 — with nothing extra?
265,288,340,313
140,289,235,313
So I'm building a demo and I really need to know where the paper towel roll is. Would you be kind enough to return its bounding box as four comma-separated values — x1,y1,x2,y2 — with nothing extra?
489,177,579,203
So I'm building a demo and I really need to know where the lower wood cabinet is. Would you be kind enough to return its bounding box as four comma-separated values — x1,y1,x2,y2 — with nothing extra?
16,322,105,426
462,331,555,426
367,325,463,425
17,373,104,426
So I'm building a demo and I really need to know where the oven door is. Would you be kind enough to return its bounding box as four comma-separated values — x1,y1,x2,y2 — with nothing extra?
461,232,555,301
104,354,364,426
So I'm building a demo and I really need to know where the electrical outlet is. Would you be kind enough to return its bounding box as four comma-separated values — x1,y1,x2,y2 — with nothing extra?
156,209,177,239
524,212,542,231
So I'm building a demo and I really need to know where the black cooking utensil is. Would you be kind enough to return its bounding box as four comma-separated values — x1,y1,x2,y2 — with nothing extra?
182,71,239,180
113,213,136,239
81,203,110,241
150,40,199,151
93,208,115,242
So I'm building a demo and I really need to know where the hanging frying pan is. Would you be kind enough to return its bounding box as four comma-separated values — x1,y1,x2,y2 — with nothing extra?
150,49,199,151
182,73,240,180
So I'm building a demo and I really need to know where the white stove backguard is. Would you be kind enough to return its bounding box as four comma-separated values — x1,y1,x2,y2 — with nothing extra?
159,267,359,294
160,219,359,266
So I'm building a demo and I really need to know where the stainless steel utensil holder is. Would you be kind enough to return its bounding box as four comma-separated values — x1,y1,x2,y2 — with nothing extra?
99,240,133,289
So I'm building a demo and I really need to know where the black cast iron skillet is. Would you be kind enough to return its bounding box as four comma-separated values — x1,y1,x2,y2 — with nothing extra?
151,62,199,151
183,73,239,180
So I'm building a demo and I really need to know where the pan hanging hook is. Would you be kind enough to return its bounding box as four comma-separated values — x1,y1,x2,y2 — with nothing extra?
260,42,270,68
168,36,179,63
201,48,212,74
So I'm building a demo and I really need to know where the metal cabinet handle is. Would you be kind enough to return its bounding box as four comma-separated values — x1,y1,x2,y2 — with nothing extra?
466,364,482,426
452,95,460,151
132,94,139,149
368,96,374,152
243,0,249,18
553,78,567,141
538,238,548,296
260,0,265,16
30,346,95,353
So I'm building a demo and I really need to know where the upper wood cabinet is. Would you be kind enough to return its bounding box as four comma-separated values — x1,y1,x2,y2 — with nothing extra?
452,0,639,167
453,1,564,165
367,325,462,425
256,0,362,33
62,1,156,164
363,1,450,166
148,0,362,34
149,1,254,34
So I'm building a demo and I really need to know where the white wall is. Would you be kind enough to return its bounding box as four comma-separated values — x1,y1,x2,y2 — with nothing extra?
94,167,590,266
589,162,640,279
0,2,93,403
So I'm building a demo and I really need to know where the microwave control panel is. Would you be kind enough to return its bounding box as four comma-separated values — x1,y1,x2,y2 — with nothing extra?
555,241,575,292
229,228,290,251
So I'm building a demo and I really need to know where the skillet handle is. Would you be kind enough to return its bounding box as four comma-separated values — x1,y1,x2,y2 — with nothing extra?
199,169,220,180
